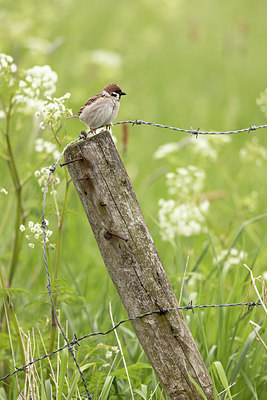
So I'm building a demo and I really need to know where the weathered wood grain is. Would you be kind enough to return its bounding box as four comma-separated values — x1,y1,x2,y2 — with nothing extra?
65,131,214,400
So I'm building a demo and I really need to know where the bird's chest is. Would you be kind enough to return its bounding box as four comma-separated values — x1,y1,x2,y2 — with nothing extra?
110,99,120,119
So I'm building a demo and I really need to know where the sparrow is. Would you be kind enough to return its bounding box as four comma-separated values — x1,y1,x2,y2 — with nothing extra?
67,83,126,133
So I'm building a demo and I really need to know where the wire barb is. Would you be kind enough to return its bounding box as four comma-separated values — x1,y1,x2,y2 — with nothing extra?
186,300,194,313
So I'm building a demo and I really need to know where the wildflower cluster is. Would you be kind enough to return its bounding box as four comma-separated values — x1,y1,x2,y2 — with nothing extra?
0,54,72,141
35,138,60,160
154,142,183,160
96,343,119,367
241,190,258,213
214,248,248,271
158,166,209,240
20,220,54,249
0,53,17,89
190,135,231,160
0,188,8,196
166,166,205,197
239,136,267,166
14,65,57,113
90,49,122,69
0,54,17,74
34,168,60,194
154,136,231,161
36,92,72,132
256,88,267,117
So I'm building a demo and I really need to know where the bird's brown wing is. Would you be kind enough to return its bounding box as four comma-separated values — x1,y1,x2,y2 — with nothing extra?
77,93,104,116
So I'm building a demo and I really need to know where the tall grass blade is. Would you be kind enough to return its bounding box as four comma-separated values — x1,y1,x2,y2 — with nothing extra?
213,361,233,400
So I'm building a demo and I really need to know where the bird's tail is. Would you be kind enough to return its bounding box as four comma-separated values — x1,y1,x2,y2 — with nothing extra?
66,115,78,119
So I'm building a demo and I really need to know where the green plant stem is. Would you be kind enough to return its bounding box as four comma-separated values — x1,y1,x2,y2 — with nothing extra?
0,269,26,397
48,172,70,354
4,102,24,287
0,101,25,328
54,173,70,280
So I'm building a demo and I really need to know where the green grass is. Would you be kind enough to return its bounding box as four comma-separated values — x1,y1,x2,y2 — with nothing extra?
0,0,267,398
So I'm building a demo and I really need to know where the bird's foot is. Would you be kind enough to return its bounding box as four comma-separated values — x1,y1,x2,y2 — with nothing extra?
79,130,88,140
105,124,112,131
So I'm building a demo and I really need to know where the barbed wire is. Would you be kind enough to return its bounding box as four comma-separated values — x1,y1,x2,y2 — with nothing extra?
0,301,262,383
4,119,267,393
113,120,267,136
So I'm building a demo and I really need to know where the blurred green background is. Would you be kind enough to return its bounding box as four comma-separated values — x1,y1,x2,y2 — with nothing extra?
1,0,267,398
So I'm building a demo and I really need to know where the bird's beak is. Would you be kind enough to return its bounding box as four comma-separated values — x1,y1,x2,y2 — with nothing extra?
120,91,127,96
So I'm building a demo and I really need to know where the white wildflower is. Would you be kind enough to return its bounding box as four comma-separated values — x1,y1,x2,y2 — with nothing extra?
14,65,58,114
158,166,209,240
166,165,205,197
105,351,113,359
0,54,17,87
257,88,267,117
10,63,17,73
154,135,230,161
35,138,60,160
22,219,53,246
158,198,209,240
30,223,43,234
25,37,52,55
20,224,26,232
214,248,248,271
1,188,8,195
91,49,122,69
154,142,182,159
36,92,72,131
0,110,6,119
35,167,60,192
239,137,267,166
28,243,35,249
242,191,258,213
190,136,218,160
34,170,41,177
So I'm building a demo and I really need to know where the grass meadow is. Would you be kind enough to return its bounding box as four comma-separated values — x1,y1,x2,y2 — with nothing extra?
0,0,267,399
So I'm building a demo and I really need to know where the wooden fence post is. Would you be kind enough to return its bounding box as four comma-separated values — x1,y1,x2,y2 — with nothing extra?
64,131,214,400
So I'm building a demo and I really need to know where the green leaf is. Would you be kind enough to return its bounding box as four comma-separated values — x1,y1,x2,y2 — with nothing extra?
112,362,152,380
213,361,232,400
230,327,260,382
184,361,208,400
0,387,7,400
45,379,52,400
66,363,95,400
100,375,115,400
134,384,148,399
57,348,69,400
